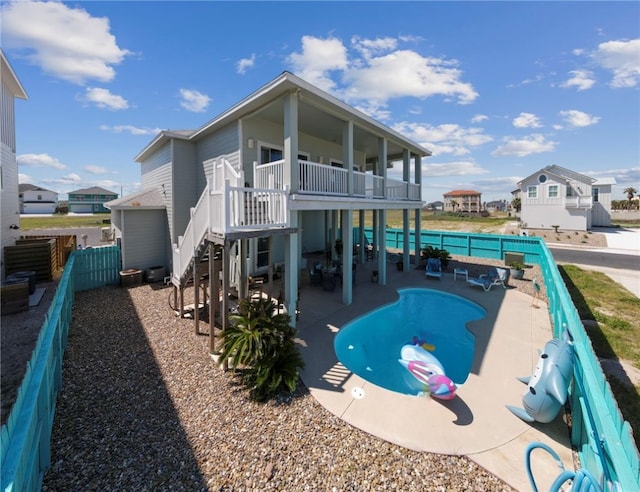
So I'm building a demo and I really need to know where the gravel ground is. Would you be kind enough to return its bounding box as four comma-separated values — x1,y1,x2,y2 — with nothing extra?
40,267,523,491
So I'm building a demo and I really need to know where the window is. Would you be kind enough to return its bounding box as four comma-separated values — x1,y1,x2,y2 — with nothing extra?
548,185,558,198
37,194,42,200
527,186,538,199
538,174,547,183
260,144,309,164
592,187,599,203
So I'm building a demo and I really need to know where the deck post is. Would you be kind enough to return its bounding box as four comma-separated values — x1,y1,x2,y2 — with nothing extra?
221,240,231,371
208,242,216,354
341,208,353,305
414,154,422,266
194,256,200,335
285,211,299,327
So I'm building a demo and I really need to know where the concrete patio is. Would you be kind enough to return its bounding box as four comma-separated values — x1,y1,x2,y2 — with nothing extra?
295,259,574,492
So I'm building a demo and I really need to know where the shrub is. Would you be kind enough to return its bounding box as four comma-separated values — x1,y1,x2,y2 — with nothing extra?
219,297,304,401
420,245,451,268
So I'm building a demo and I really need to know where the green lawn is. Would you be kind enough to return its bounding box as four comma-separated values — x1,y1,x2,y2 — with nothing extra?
20,215,109,229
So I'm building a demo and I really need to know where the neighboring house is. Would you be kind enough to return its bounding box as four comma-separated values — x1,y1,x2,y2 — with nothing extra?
517,165,615,231
486,200,508,212
1,50,28,279
107,71,430,321
19,183,58,214
443,190,482,213
68,186,118,213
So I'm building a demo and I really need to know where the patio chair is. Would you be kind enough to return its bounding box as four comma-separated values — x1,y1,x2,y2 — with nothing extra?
425,258,442,280
467,267,507,291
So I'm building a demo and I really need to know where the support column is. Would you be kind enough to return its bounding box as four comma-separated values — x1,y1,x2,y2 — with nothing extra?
341,209,353,304
208,243,216,354
358,209,365,263
377,138,388,284
285,211,299,327
414,154,422,266
343,120,354,196
221,240,232,371
194,256,200,335
283,91,299,192
402,149,411,271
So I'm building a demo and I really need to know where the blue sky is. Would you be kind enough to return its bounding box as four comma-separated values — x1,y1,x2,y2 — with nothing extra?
3,0,639,204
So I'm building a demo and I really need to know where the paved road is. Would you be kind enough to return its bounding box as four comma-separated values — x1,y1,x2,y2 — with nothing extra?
548,246,640,271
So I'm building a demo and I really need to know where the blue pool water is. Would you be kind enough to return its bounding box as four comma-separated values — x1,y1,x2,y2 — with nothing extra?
334,288,486,396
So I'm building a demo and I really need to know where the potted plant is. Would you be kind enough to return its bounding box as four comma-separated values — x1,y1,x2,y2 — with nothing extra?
420,245,451,269
509,261,525,280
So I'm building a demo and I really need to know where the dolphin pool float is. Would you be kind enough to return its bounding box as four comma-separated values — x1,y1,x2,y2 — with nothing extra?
399,343,456,400
507,337,574,423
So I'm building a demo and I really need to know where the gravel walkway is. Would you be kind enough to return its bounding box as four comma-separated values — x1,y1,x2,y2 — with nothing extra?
42,276,518,491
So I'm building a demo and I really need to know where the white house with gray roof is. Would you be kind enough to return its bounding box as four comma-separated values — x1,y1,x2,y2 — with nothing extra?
517,165,615,231
19,183,58,214
108,71,430,325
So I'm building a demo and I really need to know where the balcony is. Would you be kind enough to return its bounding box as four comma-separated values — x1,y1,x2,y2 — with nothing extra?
565,196,592,209
254,159,420,201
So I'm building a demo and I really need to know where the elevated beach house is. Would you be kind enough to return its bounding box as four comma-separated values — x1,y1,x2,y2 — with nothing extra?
107,72,430,327
518,165,615,231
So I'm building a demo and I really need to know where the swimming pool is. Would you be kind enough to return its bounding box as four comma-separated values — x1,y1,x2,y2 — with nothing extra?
334,288,486,396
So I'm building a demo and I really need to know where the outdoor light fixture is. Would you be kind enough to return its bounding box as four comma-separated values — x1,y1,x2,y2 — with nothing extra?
247,138,254,149
9,224,19,230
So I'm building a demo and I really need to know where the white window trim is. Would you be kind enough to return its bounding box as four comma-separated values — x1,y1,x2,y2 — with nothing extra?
527,185,538,199
548,185,559,198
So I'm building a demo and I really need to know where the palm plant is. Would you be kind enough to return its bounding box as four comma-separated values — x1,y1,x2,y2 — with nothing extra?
624,187,637,210
420,245,451,268
218,297,304,401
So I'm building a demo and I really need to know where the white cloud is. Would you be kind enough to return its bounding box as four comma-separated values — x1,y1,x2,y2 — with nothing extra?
558,110,600,128
18,173,32,184
394,122,493,156
287,36,348,92
84,165,108,174
236,54,256,74
286,35,477,106
17,153,67,170
471,114,488,123
423,161,490,177
82,87,129,110
584,167,639,185
42,173,82,185
590,38,640,88
513,112,542,128
561,69,596,91
343,49,478,105
492,134,556,157
351,35,398,59
1,0,131,85
179,88,211,112
99,124,162,135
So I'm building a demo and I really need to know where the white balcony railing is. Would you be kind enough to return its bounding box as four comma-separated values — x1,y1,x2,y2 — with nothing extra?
565,196,593,208
172,179,289,282
254,159,419,200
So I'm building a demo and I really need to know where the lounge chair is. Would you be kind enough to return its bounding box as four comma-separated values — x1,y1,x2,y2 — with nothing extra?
467,267,507,291
425,258,442,279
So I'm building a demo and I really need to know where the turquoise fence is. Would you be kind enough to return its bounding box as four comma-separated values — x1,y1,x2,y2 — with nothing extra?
366,227,639,488
3,235,639,490
1,246,120,492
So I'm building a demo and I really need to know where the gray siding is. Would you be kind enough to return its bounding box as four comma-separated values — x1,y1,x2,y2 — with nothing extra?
1,83,16,151
196,123,240,190
172,139,197,240
141,151,173,240
120,209,170,271
1,143,19,278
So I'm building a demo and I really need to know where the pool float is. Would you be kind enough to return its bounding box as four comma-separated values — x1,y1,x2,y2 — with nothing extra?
398,344,456,400
506,337,574,423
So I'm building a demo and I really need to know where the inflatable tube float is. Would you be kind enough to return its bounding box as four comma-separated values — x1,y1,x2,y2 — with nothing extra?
399,343,456,400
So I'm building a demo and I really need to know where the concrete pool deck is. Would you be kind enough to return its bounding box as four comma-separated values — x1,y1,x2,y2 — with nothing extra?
295,262,574,492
